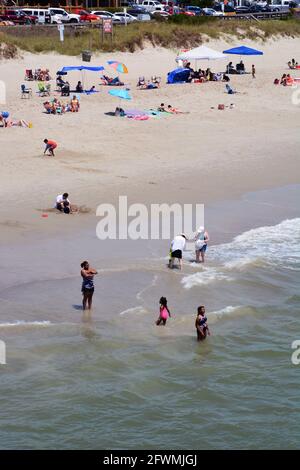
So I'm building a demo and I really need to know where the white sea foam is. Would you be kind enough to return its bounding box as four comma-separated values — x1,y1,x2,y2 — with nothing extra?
119,306,147,316
0,320,51,328
212,218,300,268
182,268,233,289
210,305,242,321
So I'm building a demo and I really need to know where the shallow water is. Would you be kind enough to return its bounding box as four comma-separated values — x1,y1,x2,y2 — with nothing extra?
0,185,300,449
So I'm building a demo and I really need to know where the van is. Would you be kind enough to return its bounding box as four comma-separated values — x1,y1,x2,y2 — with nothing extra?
22,8,49,24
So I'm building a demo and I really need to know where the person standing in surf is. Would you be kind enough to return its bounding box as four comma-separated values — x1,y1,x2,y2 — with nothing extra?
194,226,209,263
195,306,210,341
169,233,187,270
156,297,171,326
80,261,97,311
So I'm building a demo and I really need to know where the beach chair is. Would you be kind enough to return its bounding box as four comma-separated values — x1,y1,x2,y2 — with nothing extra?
21,84,32,99
225,84,236,95
24,69,34,81
38,82,50,97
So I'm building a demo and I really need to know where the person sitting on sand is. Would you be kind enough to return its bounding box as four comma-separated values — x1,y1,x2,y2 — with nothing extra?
137,76,146,88
195,306,210,341
225,84,236,95
157,103,166,112
114,107,125,117
222,73,230,82
151,76,161,87
0,112,8,127
70,95,80,112
56,192,71,214
156,297,171,326
280,74,287,85
56,75,65,89
76,81,83,93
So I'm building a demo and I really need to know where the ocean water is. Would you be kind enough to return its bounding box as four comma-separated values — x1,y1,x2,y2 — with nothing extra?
0,186,300,449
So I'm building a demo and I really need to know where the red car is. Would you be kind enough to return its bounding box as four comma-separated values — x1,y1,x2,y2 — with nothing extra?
4,10,37,24
74,9,100,22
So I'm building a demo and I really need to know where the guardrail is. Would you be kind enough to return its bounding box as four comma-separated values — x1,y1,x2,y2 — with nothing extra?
222,11,291,20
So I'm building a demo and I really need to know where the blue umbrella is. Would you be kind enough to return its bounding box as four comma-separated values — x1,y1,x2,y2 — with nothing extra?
223,46,263,55
108,88,132,100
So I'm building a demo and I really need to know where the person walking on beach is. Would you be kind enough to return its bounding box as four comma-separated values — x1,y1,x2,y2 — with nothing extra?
169,233,187,270
252,64,256,79
44,138,57,157
156,297,171,326
195,306,210,341
81,261,98,311
194,226,209,263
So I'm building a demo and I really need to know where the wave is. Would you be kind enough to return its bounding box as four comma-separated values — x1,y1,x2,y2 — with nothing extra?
182,268,233,289
0,320,52,329
119,306,147,316
211,218,300,268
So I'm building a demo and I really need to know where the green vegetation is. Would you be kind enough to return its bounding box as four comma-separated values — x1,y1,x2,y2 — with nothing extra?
0,17,299,56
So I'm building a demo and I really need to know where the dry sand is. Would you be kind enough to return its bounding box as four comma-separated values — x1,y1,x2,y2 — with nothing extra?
0,37,299,242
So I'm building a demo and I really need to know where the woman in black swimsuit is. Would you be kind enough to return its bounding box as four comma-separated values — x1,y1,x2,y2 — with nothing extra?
81,261,97,311
195,306,210,341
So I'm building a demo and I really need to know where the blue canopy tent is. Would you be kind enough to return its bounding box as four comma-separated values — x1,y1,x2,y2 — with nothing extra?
167,68,191,84
58,66,105,90
223,46,263,55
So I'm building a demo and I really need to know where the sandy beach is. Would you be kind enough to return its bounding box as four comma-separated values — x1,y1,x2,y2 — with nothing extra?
1,37,299,242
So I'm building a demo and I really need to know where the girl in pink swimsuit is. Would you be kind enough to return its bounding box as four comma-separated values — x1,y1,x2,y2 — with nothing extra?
156,297,171,326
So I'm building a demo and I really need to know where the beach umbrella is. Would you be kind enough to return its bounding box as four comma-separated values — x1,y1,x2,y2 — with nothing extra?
223,46,263,55
58,66,105,89
108,88,132,100
107,61,129,74
177,46,227,61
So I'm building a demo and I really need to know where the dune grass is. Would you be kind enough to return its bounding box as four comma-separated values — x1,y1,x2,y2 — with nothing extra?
0,17,300,57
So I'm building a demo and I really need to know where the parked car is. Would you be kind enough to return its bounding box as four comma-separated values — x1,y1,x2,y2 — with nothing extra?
3,10,37,25
139,1,165,12
47,8,81,24
73,9,101,22
185,6,203,15
202,8,223,16
113,12,138,23
21,8,49,24
127,8,152,20
91,11,123,23
268,1,291,11
214,4,236,15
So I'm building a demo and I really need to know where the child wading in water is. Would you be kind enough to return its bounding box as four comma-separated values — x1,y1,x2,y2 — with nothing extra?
195,306,210,341
156,297,171,326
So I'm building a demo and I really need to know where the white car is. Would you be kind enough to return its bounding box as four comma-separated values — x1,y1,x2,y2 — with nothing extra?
202,8,224,16
113,12,138,23
91,10,123,23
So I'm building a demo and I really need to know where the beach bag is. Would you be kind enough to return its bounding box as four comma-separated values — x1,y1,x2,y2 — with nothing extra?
218,104,225,110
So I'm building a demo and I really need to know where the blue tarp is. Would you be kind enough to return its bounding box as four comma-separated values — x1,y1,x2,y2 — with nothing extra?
223,46,263,56
167,68,190,84
59,66,105,73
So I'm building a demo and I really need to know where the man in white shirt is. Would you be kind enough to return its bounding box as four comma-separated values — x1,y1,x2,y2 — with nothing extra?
56,192,70,214
170,233,187,270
